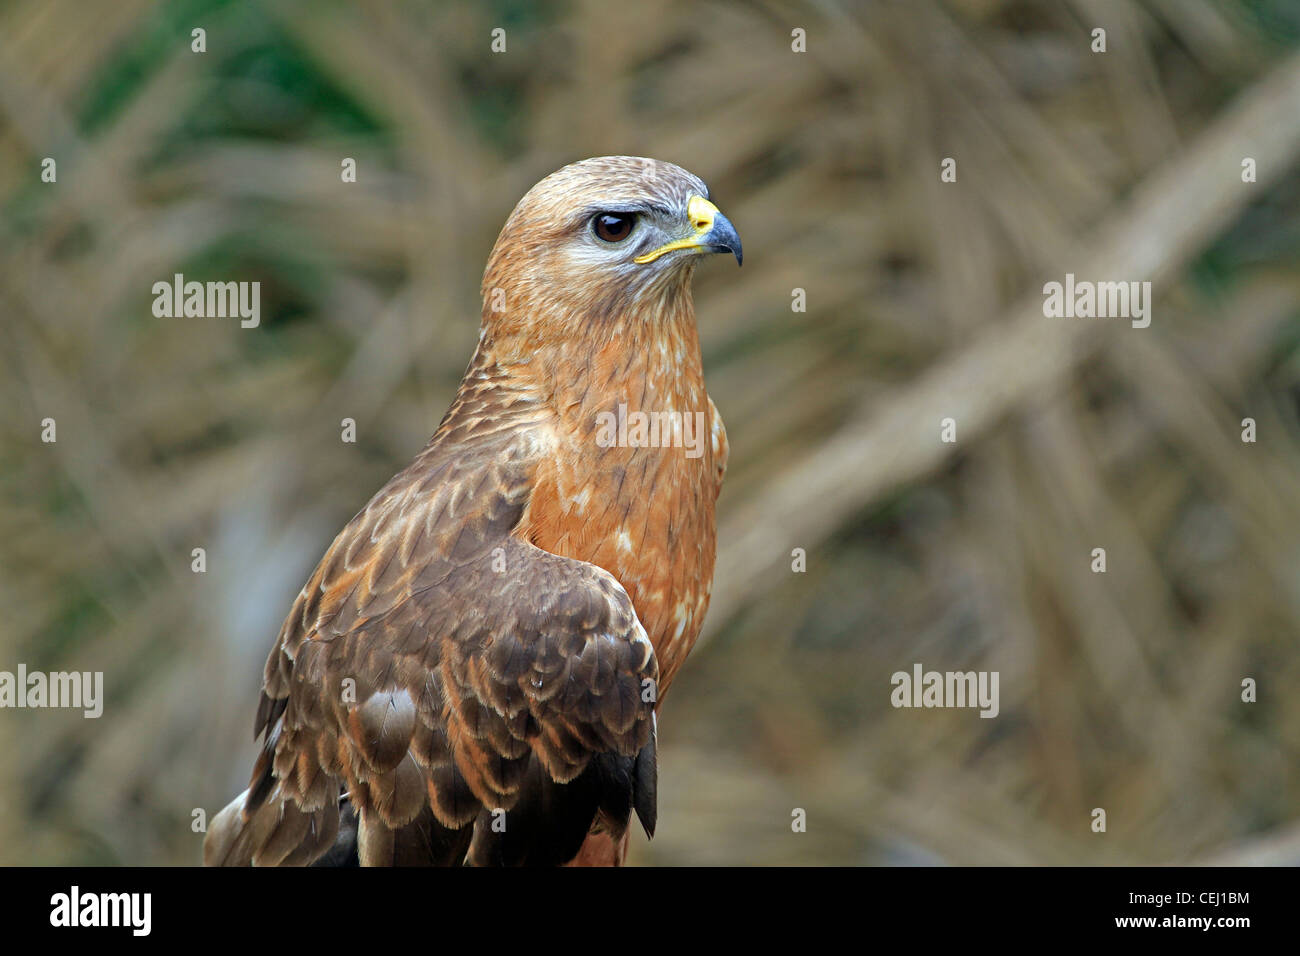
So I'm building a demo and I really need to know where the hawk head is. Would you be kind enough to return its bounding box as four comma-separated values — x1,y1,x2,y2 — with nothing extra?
480,156,741,346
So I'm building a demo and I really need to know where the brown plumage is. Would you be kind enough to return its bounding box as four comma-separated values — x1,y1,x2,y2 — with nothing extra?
204,156,740,867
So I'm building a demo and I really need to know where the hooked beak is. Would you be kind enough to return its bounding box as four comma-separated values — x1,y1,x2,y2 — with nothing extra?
634,195,743,266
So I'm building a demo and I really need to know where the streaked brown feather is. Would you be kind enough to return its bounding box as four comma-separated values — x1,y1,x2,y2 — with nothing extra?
206,156,728,867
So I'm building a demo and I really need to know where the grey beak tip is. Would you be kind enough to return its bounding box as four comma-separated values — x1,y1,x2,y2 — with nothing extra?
702,211,742,268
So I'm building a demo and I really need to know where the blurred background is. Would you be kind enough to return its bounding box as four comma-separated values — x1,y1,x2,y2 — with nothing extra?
2,0,1300,866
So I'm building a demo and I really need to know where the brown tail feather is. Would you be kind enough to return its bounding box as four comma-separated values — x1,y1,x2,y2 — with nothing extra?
203,787,343,867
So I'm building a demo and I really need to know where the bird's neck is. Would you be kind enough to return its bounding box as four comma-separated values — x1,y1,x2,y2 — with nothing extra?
473,279,707,435
462,279,719,698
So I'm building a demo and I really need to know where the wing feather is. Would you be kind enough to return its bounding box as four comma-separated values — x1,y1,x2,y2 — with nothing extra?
212,423,658,866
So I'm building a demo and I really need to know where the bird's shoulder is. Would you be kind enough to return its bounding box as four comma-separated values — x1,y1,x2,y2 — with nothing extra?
244,411,658,860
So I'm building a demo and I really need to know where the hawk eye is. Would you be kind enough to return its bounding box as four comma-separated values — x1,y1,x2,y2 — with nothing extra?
593,212,637,243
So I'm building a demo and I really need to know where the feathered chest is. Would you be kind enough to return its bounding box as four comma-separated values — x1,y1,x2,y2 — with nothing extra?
519,355,723,698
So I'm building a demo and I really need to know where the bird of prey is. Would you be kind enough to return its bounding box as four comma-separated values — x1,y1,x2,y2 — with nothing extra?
205,156,741,867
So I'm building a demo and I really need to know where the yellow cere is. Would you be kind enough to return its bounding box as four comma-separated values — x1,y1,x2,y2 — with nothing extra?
633,195,720,264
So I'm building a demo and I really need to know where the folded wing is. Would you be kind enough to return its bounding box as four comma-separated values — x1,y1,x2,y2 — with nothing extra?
205,429,658,866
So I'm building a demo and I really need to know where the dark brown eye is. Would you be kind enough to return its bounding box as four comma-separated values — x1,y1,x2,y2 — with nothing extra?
593,212,636,243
